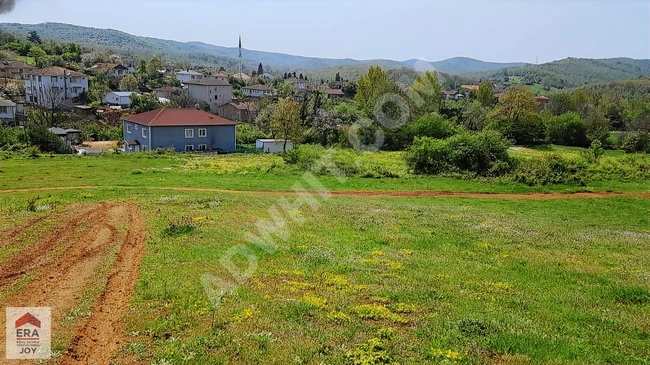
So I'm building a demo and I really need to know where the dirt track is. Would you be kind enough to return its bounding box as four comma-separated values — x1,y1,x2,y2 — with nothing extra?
0,203,147,364
0,185,648,199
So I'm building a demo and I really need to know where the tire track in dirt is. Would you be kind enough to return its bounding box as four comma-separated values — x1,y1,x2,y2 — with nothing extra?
0,204,109,286
0,214,51,248
0,185,649,199
0,203,146,365
62,204,147,364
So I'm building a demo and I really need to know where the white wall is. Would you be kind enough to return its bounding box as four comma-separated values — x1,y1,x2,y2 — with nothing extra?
0,105,16,119
256,140,293,153
25,74,89,109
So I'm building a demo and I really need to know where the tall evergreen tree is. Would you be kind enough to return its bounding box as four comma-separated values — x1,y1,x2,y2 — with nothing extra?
258,63,264,76
27,31,42,44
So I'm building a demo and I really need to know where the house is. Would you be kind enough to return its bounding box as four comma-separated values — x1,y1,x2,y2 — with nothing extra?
212,72,229,82
535,95,550,106
176,70,203,83
0,99,16,121
122,108,237,152
287,78,308,90
87,63,129,77
25,67,89,109
256,139,293,153
460,84,480,91
242,84,272,98
231,72,251,82
260,72,276,80
153,86,181,99
103,91,134,107
442,90,464,100
48,127,81,146
0,61,36,80
219,101,257,123
326,89,345,98
184,78,233,114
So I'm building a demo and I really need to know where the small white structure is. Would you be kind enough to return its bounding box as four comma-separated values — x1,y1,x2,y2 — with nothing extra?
176,70,203,83
0,99,17,121
242,84,272,98
256,139,294,153
104,91,134,107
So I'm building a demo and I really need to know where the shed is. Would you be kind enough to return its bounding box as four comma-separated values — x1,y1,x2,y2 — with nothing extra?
256,139,294,153
104,91,134,107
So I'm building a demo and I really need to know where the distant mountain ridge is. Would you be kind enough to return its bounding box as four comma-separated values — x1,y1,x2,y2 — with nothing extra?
0,22,525,74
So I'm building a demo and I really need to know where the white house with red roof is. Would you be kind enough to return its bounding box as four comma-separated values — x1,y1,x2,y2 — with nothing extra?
25,66,88,109
122,108,237,153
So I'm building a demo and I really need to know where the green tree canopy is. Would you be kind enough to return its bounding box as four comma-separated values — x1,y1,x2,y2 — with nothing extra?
270,98,302,151
477,80,494,107
119,74,139,92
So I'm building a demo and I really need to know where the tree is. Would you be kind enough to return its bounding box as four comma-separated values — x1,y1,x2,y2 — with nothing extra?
255,102,276,134
270,98,302,151
89,74,111,103
477,80,494,107
27,31,42,44
487,85,544,145
489,85,538,122
342,81,357,98
27,45,47,67
584,106,610,145
258,63,264,76
410,71,442,117
299,73,304,80
146,56,163,80
549,92,573,116
130,93,163,114
335,72,341,82
119,74,139,92
355,66,401,118
311,108,339,145
219,66,226,72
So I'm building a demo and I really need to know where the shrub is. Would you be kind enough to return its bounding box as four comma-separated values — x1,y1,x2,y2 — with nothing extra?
510,154,587,186
283,144,326,169
27,124,71,154
544,112,589,147
236,124,269,144
620,132,650,154
407,113,457,140
405,130,512,176
486,114,546,145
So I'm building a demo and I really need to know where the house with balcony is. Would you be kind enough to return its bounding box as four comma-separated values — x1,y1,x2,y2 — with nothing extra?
122,108,236,152
176,70,203,84
0,61,36,80
184,78,233,114
242,84,272,98
87,63,129,77
25,67,88,109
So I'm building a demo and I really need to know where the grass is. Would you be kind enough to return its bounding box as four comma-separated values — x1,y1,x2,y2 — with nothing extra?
0,150,649,363
15,55,35,66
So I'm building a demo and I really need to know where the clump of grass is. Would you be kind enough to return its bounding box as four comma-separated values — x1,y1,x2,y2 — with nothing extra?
326,310,350,323
428,348,464,362
299,294,328,309
352,304,408,324
161,216,203,237
346,336,398,365
610,286,650,305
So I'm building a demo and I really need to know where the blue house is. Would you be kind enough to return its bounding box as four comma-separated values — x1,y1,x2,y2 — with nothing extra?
122,108,237,152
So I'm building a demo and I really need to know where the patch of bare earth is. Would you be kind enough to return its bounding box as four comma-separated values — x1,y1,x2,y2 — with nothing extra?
0,202,147,364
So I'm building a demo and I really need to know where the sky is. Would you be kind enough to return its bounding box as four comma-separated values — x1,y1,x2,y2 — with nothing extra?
0,0,649,63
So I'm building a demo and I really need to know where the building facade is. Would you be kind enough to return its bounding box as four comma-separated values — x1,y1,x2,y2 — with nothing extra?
25,67,88,109
184,78,233,114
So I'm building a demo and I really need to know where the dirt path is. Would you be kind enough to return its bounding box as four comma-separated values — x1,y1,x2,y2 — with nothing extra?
0,185,648,200
0,203,147,364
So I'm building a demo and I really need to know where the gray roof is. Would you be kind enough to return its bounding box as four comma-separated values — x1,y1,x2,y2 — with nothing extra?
177,70,203,75
184,78,231,86
48,127,80,135
0,99,16,107
112,92,133,97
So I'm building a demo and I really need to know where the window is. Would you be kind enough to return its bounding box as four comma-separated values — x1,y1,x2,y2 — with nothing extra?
0,106,7,114
135,124,138,130
38,76,42,82
142,128,148,138
185,129,194,138
126,124,132,134
198,144,207,151
51,76,58,83
198,128,207,138
185,145,194,152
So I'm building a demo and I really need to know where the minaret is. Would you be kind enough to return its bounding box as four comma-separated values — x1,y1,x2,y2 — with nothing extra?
238,35,243,81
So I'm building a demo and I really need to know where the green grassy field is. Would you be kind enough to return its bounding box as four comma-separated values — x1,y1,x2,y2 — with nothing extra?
0,151,649,364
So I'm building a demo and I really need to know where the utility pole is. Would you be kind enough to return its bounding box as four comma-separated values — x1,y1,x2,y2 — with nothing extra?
63,69,69,108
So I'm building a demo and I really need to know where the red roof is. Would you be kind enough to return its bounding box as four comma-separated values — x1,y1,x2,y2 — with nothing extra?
27,66,85,77
125,108,236,127
327,89,344,95
535,95,550,101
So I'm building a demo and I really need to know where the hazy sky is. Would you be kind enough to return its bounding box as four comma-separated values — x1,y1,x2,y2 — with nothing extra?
1,0,649,63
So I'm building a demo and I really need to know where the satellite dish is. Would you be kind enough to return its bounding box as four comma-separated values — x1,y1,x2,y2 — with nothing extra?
194,103,200,109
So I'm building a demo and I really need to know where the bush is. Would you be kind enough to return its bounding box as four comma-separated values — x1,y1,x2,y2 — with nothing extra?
510,154,587,186
407,113,457,140
283,144,326,170
405,130,512,176
486,115,546,145
620,132,650,154
544,112,589,147
27,125,71,154
236,124,269,144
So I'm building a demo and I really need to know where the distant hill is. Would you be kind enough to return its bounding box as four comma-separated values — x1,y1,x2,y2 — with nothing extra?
471,58,650,90
0,22,525,75
403,57,527,74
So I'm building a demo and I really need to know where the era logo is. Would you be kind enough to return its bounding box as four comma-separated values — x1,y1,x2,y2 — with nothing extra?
6,307,51,359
